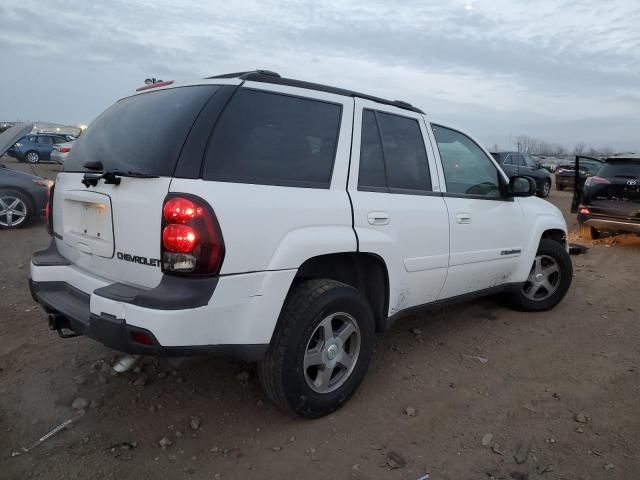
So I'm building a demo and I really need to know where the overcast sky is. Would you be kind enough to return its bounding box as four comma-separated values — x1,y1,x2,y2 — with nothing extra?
1,0,638,151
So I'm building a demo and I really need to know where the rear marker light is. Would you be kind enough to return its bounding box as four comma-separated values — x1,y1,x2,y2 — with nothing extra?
131,332,153,346
579,207,590,215
58,147,71,153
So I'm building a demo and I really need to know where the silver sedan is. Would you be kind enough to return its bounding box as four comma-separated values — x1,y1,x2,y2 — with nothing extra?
50,141,75,164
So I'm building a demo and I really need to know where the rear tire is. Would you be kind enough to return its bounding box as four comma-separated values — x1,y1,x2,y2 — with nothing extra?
258,279,375,418
580,223,600,240
0,189,33,229
507,239,572,312
538,179,551,198
25,151,40,164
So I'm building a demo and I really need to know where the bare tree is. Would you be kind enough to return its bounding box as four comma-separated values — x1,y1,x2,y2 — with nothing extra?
515,135,539,154
573,142,585,156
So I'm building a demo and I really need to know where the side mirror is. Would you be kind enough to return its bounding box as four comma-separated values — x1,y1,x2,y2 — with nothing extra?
507,176,536,197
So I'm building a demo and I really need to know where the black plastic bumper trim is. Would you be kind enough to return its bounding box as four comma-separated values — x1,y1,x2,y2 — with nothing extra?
93,275,219,310
32,238,71,267
29,279,267,361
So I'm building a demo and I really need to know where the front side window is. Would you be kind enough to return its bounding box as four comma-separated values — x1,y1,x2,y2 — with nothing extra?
432,124,502,198
203,89,342,188
358,109,431,192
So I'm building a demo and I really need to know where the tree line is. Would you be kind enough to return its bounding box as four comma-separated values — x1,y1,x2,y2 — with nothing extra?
492,135,616,157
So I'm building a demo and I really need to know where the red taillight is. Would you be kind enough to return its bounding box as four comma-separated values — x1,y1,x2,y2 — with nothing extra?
162,224,198,252
163,197,201,224
46,183,55,236
161,195,224,275
584,176,610,187
58,147,71,153
579,207,590,215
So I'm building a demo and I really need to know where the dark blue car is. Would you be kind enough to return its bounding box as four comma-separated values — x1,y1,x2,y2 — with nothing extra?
7,133,73,164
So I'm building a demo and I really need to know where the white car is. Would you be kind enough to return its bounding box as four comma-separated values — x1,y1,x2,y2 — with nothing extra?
30,71,572,418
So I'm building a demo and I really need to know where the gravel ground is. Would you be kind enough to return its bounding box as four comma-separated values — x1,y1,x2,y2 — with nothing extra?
1,156,639,479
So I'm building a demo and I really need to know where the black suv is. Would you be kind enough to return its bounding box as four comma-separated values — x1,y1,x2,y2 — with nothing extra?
491,152,552,198
577,155,640,239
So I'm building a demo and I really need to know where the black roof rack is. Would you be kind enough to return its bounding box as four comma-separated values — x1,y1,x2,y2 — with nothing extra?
206,70,424,114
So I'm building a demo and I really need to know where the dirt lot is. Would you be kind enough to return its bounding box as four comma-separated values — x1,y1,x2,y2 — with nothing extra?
1,157,639,480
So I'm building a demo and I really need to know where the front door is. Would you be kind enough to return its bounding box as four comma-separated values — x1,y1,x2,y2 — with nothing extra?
348,100,450,316
428,124,528,299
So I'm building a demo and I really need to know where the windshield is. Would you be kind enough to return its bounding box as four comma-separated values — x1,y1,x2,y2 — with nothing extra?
65,85,219,176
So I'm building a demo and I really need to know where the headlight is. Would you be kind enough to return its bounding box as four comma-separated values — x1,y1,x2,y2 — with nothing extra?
32,179,54,188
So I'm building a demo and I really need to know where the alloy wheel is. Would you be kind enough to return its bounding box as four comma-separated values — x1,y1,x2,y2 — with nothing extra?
26,152,39,163
0,196,28,228
303,312,361,394
522,254,561,301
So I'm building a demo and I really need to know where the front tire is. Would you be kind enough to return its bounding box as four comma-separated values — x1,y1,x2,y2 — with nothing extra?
0,189,33,229
507,239,572,312
258,279,375,418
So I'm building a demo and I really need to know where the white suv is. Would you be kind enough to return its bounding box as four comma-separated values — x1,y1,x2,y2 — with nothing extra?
30,71,572,418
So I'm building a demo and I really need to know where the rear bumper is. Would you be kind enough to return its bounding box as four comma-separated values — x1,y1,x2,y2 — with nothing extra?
555,176,574,186
29,279,268,360
583,217,640,234
30,240,296,361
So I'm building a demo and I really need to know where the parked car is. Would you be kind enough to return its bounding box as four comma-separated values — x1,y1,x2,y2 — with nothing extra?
30,71,572,418
490,151,552,197
577,154,640,239
51,141,75,164
7,133,72,163
555,157,603,190
0,123,51,229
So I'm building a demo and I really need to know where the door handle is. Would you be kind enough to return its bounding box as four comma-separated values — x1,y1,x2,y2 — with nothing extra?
455,213,472,224
367,211,390,225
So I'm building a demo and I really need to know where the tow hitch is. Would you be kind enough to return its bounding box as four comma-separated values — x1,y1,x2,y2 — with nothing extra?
48,313,81,339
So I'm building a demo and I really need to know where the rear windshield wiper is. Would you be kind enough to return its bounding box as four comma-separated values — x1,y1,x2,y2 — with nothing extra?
82,168,158,187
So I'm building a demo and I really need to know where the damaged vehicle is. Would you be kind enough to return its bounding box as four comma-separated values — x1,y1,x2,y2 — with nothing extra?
577,154,640,239
30,71,573,417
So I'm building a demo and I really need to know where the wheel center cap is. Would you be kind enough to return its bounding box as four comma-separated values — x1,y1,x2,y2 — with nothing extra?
326,344,338,360
535,273,544,282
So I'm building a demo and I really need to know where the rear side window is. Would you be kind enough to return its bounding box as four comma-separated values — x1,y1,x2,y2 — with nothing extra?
37,136,54,145
358,109,431,193
202,89,342,188
65,86,219,175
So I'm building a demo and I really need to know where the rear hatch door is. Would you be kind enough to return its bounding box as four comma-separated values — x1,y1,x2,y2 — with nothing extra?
53,85,222,288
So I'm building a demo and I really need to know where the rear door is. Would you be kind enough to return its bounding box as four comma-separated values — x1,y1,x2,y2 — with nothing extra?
348,100,449,316
53,84,225,288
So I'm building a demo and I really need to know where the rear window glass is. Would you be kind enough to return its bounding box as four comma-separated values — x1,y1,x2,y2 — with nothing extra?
598,160,640,178
65,86,219,175
202,89,342,188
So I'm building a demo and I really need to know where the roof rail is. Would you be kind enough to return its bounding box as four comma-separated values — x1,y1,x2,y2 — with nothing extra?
204,70,424,114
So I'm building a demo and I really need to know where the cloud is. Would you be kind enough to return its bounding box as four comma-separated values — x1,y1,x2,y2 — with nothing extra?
0,0,638,150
